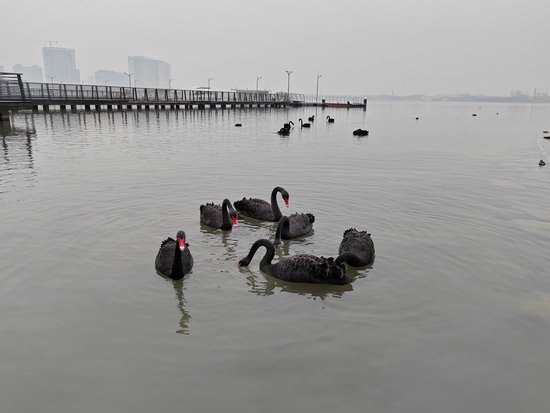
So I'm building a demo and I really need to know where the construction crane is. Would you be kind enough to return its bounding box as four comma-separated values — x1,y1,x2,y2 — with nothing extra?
24,39,59,47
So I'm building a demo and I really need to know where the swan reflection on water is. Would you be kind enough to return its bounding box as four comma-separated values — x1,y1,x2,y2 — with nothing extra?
172,279,191,335
241,265,353,299
199,224,240,261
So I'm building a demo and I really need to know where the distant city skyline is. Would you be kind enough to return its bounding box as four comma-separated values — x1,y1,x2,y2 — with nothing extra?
2,0,549,96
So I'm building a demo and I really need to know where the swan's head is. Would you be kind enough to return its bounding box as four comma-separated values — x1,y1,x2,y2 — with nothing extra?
176,230,187,251
281,189,290,207
237,257,250,268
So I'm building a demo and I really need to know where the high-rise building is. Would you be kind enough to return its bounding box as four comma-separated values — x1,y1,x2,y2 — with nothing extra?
12,64,43,82
42,47,80,84
94,70,127,87
128,56,171,88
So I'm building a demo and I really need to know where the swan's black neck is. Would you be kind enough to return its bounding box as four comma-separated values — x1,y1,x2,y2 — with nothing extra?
270,186,286,221
274,216,290,245
335,252,355,266
244,239,275,272
171,241,183,279
220,198,234,230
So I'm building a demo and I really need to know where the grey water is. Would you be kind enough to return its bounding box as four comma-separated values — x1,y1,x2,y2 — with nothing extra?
1,102,549,413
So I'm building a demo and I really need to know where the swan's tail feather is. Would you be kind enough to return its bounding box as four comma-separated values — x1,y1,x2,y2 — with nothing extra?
306,213,315,223
233,198,247,210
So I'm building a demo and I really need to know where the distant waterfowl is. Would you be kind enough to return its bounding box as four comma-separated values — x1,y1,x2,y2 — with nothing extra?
543,136,550,140
353,129,369,136
235,123,242,127
335,228,375,267
200,198,238,230
308,115,315,122
284,121,294,129
543,130,549,134
326,116,335,123
238,239,350,285
273,213,315,245
155,230,194,280
415,117,419,120
472,114,477,117
234,186,289,222
540,160,546,166
278,127,290,136
299,118,311,128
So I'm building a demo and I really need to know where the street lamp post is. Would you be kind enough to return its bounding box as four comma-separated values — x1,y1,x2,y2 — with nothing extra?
208,77,214,90
48,75,55,84
256,75,262,91
123,72,134,88
169,78,173,90
316,74,322,103
285,70,292,99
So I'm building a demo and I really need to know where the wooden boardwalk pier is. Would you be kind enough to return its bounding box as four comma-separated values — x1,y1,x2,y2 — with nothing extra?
0,72,366,122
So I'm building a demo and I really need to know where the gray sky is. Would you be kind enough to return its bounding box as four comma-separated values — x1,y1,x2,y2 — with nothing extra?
3,0,549,96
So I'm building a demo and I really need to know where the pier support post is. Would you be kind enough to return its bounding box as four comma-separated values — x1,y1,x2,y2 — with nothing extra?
95,105,101,111
60,105,66,112
43,105,50,112
32,105,39,112
0,111,9,123
127,105,133,110
137,104,142,110
71,105,77,112
107,105,113,111
84,105,91,112
117,104,123,110
145,105,149,111
363,98,367,111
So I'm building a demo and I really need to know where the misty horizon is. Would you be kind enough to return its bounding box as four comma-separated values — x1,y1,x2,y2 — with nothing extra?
2,0,550,97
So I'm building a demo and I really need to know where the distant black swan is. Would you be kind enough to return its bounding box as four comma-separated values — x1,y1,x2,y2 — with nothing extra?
299,118,311,128
540,160,546,167
336,228,375,267
273,213,315,245
278,127,290,136
284,121,294,129
352,129,369,136
326,116,335,123
234,186,289,221
308,115,315,122
238,239,350,285
200,198,237,230
155,230,194,280
235,123,242,127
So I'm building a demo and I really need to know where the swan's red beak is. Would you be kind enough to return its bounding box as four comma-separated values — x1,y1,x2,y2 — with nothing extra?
284,198,289,207
178,238,186,251
232,216,238,226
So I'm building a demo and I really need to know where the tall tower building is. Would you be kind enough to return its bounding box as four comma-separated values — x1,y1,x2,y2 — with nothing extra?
128,56,170,88
42,47,80,84
12,64,43,82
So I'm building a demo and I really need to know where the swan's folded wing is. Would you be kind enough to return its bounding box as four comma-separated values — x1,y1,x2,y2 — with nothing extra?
155,237,175,275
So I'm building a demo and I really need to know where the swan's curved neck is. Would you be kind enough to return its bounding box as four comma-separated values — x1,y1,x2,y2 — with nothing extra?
271,187,285,221
245,239,275,272
274,216,289,244
221,198,233,230
335,252,355,266
171,242,183,278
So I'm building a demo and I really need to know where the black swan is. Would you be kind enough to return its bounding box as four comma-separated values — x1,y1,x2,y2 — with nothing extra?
353,129,369,136
335,228,375,267
273,213,315,245
284,121,294,129
234,186,289,222
308,115,315,122
200,198,237,230
299,118,311,128
278,127,290,136
238,239,350,285
543,136,550,140
155,230,194,280
540,160,546,167
235,123,242,127
326,116,335,123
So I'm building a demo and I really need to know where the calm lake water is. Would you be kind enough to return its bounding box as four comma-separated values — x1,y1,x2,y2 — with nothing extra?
1,102,549,412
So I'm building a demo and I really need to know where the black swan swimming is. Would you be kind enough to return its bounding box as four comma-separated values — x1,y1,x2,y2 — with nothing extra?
155,230,194,280
308,115,315,122
278,127,290,136
200,198,238,230
238,239,350,285
273,213,315,245
284,121,294,129
543,135,550,140
540,160,546,167
352,129,369,136
235,123,242,127
335,228,375,267
326,116,335,123
234,186,289,222
299,118,311,128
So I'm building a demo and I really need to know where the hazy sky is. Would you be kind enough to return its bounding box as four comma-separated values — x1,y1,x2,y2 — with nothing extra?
2,0,549,96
